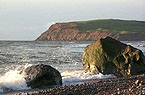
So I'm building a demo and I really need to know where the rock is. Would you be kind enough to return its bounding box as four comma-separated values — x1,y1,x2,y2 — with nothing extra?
36,19,145,41
82,37,145,77
21,64,62,88
36,23,110,41
139,83,142,86
135,80,140,85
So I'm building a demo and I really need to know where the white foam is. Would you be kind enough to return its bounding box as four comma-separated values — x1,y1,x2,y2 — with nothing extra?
0,66,116,93
0,70,30,93
61,70,116,84
24,63,33,69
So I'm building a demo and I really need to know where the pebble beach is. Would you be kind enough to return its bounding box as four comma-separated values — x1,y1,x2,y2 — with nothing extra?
3,74,145,95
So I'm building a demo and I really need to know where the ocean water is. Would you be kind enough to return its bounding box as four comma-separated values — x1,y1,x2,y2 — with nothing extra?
0,41,144,93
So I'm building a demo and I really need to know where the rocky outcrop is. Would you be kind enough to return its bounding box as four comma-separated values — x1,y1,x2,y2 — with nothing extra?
36,23,111,41
21,64,62,88
36,19,145,41
82,37,145,77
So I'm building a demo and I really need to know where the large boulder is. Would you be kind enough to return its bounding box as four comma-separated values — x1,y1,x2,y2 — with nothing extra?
82,37,145,77
21,64,62,88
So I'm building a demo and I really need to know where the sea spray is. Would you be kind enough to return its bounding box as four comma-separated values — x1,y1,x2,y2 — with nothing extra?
0,64,32,93
0,66,116,93
61,70,116,85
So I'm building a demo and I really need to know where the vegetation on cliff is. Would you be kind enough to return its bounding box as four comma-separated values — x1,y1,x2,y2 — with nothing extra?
71,19,145,33
36,19,145,41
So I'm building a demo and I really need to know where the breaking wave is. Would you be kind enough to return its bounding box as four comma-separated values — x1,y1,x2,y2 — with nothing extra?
0,66,116,93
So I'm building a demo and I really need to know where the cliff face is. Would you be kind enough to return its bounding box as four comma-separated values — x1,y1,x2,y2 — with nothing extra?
36,19,145,41
36,23,111,41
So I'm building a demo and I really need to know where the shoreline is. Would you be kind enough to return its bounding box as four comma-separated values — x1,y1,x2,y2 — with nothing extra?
3,74,145,95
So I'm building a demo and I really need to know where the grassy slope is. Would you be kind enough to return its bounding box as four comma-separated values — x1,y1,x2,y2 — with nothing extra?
70,19,145,33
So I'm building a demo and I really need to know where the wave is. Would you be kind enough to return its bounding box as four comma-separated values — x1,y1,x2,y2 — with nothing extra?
61,70,116,86
0,65,116,93
0,64,32,93
0,70,30,93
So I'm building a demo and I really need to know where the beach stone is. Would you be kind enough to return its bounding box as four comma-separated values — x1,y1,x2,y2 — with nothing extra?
135,80,140,85
21,64,62,88
82,37,145,77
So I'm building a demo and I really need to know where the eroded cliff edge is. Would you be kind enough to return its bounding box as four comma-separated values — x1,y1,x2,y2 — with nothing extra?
36,19,145,41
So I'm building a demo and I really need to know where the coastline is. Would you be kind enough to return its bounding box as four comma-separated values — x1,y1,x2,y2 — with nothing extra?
0,40,144,95
3,74,145,95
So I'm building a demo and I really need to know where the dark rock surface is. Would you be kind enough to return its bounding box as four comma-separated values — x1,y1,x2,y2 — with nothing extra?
82,37,145,77
21,64,62,88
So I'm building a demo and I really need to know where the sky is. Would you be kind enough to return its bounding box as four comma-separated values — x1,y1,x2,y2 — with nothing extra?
0,0,145,40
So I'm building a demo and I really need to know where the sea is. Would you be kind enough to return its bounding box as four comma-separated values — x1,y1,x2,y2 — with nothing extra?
0,41,144,93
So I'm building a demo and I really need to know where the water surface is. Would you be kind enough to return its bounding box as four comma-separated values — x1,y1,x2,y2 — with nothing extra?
0,41,144,93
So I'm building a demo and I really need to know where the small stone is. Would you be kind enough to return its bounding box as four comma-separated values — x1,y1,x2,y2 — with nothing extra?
129,88,132,91
26,93,30,95
136,86,139,88
117,91,120,94
117,88,120,90
135,80,140,85
139,83,142,86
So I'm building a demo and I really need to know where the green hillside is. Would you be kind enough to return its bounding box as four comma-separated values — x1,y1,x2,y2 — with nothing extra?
70,19,145,33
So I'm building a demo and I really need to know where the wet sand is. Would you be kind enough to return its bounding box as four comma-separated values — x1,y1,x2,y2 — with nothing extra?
3,74,145,95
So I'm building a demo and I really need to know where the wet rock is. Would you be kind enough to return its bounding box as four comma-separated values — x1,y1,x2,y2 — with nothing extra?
21,64,62,88
82,37,145,77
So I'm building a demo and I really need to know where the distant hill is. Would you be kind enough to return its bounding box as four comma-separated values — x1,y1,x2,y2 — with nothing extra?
36,19,145,41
